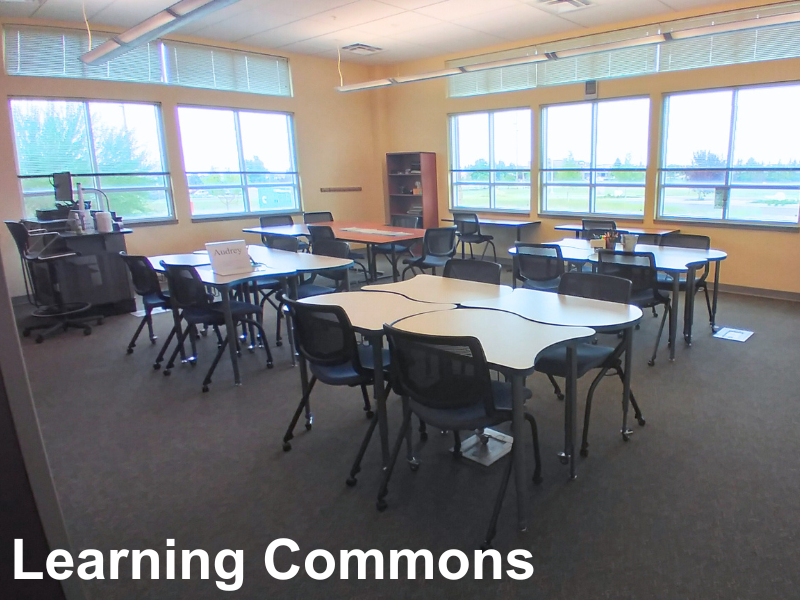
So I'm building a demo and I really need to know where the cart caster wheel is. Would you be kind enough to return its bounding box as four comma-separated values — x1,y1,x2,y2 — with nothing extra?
647,359,655,367
202,385,209,393
580,448,588,457
267,361,274,369
127,348,134,354
83,328,92,336
345,477,357,487
637,417,646,426
376,499,387,512
558,452,569,465
365,410,374,419
35,336,44,344
282,442,291,452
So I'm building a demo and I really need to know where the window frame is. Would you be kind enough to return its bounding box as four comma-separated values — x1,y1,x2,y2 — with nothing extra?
177,105,302,219
10,97,174,224
658,82,800,227
540,95,650,218
448,107,533,214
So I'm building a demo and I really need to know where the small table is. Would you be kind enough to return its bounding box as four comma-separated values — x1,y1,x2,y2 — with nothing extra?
554,223,680,238
391,308,593,531
364,273,513,304
443,217,541,242
243,221,425,281
299,291,455,468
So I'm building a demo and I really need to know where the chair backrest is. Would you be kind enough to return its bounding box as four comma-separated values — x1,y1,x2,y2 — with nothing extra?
596,250,657,297
308,225,336,247
660,233,710,250
263,234,299,252
260,214,294,227
119,253,163,298
284,298,362,369
635,234,660,246
513,243,564,283
304,211,333,224
582,219,616,231
384,325,495,416
311,239,350,286
558,272,632,304
452,212,481,236
160,263,212,310
443,258,502,285
421,227,458,259
5,221,30,256
391,214,421,229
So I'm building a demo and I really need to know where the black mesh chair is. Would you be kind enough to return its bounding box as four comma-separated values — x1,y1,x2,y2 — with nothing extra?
308,225,369,283
443,258,502,285
636,234,660,246
5,221,94,342
281,298,388,454
534,272,645,456
597,250,671,366
255,235,300,346
512,242,564,291
119,253,170,354
303,211,334,224
160,263,273,392
401,227,458,279
453,212,496,261
259,214,307,251
372,215,420,281
379,325,541,549
658,233,713,322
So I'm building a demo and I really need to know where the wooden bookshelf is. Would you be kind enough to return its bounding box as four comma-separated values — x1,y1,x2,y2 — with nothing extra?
386,152,438,228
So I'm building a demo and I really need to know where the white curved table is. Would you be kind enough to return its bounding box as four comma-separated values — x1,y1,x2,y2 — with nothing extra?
364,273,513,304
392,307,594,531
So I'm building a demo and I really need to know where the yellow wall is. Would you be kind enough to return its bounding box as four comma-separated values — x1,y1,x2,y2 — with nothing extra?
0,18,385,298
377,54,800,295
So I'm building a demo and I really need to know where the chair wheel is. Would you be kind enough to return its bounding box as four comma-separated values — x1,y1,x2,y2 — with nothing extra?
580,448,588,457
637,417,646,426
556,393,565,401
96,318,103,326
150,337,157,344
83,328,92,336
376,499,388,512
533,474,543,485
365,410,374,419
35,335,44,344
153,363,161,370
276,340,283,347
202,385,209,393
408,460,419,472
163,370,171,376
345,477,357,487
305,422,312,431
127,348,134,354
267,361,274,369
283,442,292,452
558,453,569,465
420,431,428,441
190,361,196,368
647,359,655,367
622,433,630,442
22,329,31,337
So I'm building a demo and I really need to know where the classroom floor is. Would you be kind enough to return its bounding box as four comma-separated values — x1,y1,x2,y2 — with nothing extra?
17,273,800,600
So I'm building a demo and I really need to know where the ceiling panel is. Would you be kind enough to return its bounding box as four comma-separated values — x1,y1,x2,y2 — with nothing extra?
455,3,576,41
306,0,405,30
350,10,443,36
416,0,519,21
24,0,116,23
554,0,673,29
91,0,176,25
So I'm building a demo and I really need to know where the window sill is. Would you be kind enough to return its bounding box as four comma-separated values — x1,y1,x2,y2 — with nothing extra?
127,218,179,227
190,212,300,224
539,212,645,221
450,207,531,216
654,217,799,232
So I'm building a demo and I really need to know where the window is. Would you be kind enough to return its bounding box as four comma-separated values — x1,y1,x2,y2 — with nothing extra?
177,107,300,217
660,85,800,224
449,109,531,212
541,97,650,216
10,99,172,221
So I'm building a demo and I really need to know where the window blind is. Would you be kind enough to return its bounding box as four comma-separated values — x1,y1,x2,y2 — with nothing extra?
3,25,291,97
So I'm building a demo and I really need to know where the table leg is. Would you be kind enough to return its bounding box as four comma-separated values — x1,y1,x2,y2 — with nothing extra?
669,274,680,361
510,375,527,531
221,286,241,385
370,333,390,467
621,328,633,440
391,246,398,282
368,244,377,283
285,276,297,367
567,345,578,480
684,266,697,345
711,261,721,332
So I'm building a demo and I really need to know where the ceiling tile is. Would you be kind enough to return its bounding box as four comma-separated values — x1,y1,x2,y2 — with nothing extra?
376,0,445,9
455,3,578,41
28,0,116,23
307,0,405,30
553,0,671,28
351,10,444,36
416,0,519,21
91,0,175,25
242,18,340,47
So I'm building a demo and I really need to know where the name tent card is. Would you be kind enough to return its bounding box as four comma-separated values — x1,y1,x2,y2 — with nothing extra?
205,240,252,275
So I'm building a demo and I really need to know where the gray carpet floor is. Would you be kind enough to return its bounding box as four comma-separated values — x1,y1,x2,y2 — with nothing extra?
19,274,800,600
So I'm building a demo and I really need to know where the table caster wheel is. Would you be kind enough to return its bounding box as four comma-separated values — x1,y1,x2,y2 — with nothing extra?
376,499,387,512
276,340,283,347
622,433,630,442
127,348,134,354
153,363,161,370
637,417,646,426
282,442,292,452
408,459,420,472
345,477,357,487
558,452,569,465
305,422,312,431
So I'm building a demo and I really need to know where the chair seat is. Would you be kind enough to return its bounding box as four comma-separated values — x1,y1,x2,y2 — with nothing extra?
142,292,169,310
374,242,412,254
310,346,390,386
403,255,450,269
522,277,561,292
535,343,614,379
255,277,282,291
657,272,705,291
349,250,366,260
630,288,668,308
409,380,532,431
459,233,493,243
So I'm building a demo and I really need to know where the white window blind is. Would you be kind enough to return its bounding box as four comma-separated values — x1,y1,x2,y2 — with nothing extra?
3,25,291,97
449,21,800,98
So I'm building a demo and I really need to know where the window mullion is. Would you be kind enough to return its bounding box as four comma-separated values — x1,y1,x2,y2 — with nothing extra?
233,110,249,212
723,90,738,221
488,113,495,210
589,102,598,214
83,102,102,207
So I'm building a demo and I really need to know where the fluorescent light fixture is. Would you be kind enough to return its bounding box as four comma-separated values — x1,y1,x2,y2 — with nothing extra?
669,12,800,40
336,78,394,92
460,54,548,72
556,34,664,58
392,68,464,84
80,0,240,65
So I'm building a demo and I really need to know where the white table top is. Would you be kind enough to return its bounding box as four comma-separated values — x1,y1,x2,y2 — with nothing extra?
300,291,455,333
247,245,353,273
364,273,513,304
391,308,594,373
462,287,642,331
149,254,295,286
511,238,727,272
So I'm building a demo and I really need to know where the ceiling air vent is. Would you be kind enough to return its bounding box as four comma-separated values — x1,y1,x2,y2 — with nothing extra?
341,43,383,56
536,0,592,14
